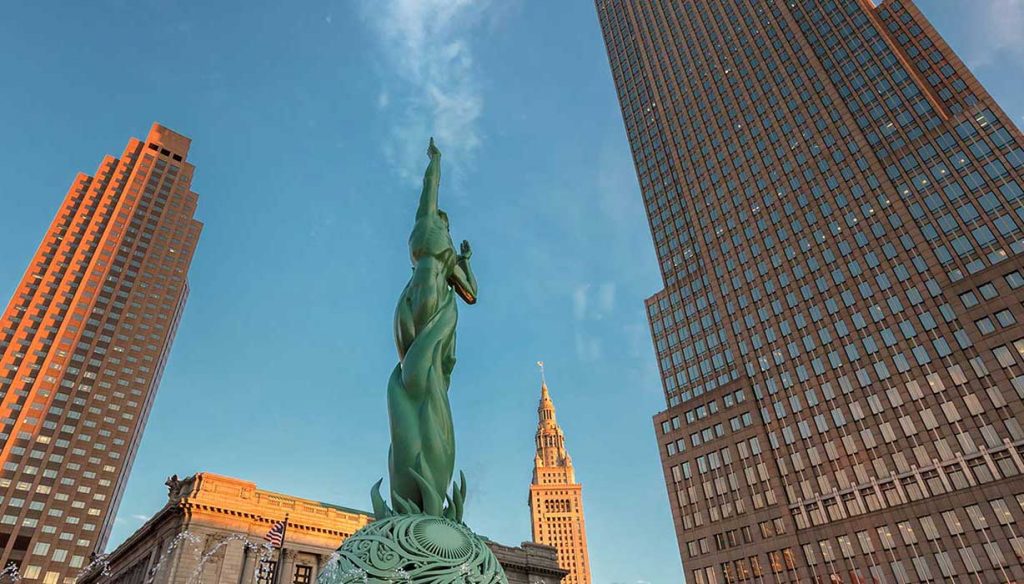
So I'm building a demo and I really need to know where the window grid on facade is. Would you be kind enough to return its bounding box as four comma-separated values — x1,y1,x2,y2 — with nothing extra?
595,0,1024,582
0,124,202,581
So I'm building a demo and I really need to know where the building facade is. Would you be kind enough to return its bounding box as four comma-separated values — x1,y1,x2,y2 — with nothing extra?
0,124,202,582
79,472,566,584
529,382,591,584
596,0,1024,582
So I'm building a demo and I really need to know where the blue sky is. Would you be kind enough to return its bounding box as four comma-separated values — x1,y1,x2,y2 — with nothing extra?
0,2,1022,583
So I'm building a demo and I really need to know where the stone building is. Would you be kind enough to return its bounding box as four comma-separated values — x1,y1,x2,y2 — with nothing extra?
79,472,565,584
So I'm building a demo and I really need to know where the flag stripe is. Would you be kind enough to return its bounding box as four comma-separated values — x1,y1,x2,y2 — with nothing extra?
264,520,285,547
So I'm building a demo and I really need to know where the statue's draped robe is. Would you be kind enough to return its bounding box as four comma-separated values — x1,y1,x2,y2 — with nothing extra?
388,212,459,514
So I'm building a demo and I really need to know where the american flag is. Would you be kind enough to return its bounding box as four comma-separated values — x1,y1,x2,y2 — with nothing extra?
264,519,286,547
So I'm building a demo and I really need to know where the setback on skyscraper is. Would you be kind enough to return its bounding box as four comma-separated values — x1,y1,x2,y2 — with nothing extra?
0,123,202,582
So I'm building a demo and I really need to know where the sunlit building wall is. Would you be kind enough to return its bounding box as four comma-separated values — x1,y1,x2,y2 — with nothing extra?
0,124,202,582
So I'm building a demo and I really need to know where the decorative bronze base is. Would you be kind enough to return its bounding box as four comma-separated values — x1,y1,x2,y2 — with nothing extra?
318,514,508,584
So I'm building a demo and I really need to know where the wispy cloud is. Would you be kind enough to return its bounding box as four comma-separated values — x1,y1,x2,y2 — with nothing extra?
112,513,149,526
574,330,602,362
954,0,1024,69
573,283,617,322
571,282,618,360
572,285,588,321
360,0,491,184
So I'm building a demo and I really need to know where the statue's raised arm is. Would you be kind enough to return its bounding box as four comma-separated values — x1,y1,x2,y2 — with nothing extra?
417,138,441,220
326,137,507,584
376,137,478,522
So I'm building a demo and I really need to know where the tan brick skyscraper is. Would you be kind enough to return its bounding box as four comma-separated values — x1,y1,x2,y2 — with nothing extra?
529,380,591,584
0,123,202,582
596,0,1024,582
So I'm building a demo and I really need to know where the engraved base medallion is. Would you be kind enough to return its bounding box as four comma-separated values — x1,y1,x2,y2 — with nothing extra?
318,515,508,584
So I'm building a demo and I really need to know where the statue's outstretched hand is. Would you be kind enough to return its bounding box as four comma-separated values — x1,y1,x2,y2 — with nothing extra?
460,240,472,259
427,138,441,160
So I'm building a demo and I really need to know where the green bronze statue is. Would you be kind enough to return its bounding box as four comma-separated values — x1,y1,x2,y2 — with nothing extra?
372,138,478,521
321,139,506,584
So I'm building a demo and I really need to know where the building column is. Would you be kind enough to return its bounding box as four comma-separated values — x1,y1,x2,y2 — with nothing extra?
315,553,334,582
279,549,296,584
169,532,206,584
219,538,247,584
240,543,265,584
235,543,250,584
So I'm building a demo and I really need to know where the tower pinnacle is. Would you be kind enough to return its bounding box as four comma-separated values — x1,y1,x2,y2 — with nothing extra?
528,365,591,584
535,375,569,470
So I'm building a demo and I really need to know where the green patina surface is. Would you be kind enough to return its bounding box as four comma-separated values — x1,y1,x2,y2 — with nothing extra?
320,515,506,584
319,140,506,584
370,139,478,522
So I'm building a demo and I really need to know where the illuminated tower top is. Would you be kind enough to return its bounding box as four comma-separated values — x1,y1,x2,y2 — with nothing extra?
534,381,575,476
529,364,591,584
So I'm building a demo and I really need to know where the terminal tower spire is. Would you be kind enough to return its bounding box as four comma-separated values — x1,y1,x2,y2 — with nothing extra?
535,380,574,474
529,363,591,584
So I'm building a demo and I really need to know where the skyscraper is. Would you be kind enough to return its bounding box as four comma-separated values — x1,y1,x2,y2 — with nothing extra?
529,377,591,584
0,123,202,582
596,1,1024,582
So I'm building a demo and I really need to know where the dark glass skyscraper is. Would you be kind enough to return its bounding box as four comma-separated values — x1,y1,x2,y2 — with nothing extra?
596,1,1024,582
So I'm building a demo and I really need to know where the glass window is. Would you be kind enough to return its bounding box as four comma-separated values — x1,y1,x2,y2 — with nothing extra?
897,521,917,544
1011,538,1024,562
966,505,988,529
984,542,1007,566
959,547,981,573
935,552,956,577
959,291,979,308
912,557,932,581
996,310,1016,326
877,526,896,549
257,561,278,584
991,499,1014,525
943,510,965,535
994,346,1016,368
294,565,313,584
920,516,940,540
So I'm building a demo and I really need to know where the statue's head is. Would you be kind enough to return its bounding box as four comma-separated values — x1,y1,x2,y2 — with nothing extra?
438,209,449,230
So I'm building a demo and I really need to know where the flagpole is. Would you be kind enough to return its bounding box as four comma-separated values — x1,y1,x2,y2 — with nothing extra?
273,515,289,584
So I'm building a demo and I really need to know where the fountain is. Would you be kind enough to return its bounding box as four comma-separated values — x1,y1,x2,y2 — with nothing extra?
1,562,21,584
75,530,280,584
75,553,112,581
184,534,271,584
